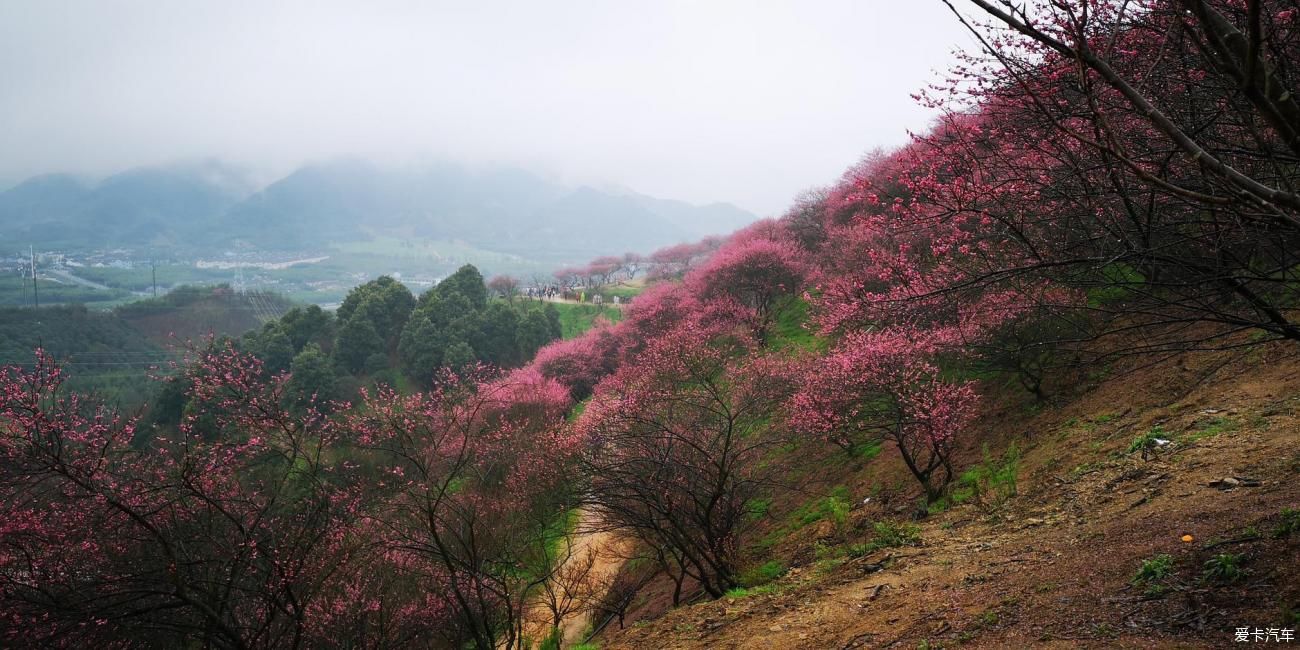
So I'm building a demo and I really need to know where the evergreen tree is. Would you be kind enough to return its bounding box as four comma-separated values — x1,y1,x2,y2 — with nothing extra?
278,305,335,353
287,343,337,406
434,264,488,309
337,276,415,356
335,316,382,375
254,326,295,375
472,303,521,367
543,303,563,340
517,310,553,361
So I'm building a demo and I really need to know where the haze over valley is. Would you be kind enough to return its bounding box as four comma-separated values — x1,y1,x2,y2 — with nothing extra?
0,159,755,305
2,2,1298,649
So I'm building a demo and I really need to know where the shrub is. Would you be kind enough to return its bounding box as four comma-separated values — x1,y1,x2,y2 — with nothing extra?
1128,426,1171,460
952,443,1020,513
1202,554,1245,584
739,560,787,587
1133,554,1175,596
871,521,921,549
845,520,923,556
1274,508,1300,539
846,543,874,558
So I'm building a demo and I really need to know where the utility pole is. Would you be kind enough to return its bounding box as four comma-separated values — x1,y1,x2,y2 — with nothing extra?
152,262,157,297
30,245,38,308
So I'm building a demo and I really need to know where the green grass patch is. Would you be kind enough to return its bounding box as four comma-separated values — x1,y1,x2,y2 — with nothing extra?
522,507,583,583
866,521,921,551
71,264,233,292
1087,263,1145,307
838,521,922,558
551,303,623,339
600,284,644,301
724,584,782,599
754,485,852,551
938,443,1020,514
739,560,787,587
766,296,824,352
1128,426,1171,456
745,497,773,522
793,486,852,529
0,274,132,306
1068,461,1103,480
566,399,589,423
850,439,883,462
1187,416,1239,441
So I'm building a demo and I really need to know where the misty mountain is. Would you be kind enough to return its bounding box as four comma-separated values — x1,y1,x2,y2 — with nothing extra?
0,174,92,220
0,160,756,257
0,161,255,250
632,194,756,240
219,160,754,255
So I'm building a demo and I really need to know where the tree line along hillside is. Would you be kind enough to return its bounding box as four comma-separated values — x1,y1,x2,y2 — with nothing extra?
144,264,568,440
239,264,562,391
1,1,1299,648
0,286,293,406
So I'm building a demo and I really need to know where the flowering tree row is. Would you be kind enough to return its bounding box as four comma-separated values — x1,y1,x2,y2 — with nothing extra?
547,237,729,291
0,344,579,649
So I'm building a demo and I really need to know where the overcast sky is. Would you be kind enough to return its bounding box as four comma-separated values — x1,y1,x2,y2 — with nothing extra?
0,1,974,216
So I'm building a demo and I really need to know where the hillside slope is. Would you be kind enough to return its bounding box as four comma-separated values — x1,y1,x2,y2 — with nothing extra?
115,285,292,344
594,342,1300,649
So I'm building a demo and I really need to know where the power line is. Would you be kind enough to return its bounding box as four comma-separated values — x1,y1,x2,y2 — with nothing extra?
30,245,38,309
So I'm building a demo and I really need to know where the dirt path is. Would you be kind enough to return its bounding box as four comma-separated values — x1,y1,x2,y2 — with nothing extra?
533,296,625,309
520,509,632,648
562,512,632,645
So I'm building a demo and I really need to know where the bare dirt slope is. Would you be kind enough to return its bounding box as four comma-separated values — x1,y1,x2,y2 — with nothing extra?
595,343,1300,649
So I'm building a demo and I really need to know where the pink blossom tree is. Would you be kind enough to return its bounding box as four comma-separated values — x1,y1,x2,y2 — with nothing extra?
620,252,645,280
645,237,724,281
812,0,1300,363
584,256,624,286
347,366,580,650
487,274,521,301
531,332,619,401
789,329,979,503
686,223,810,343
578,325,802,598
0,345,376,648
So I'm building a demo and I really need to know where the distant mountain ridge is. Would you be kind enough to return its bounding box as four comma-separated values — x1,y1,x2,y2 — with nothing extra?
0,160,757,257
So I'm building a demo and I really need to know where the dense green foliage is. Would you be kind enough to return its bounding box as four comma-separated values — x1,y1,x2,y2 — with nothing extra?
0,286,298,407
0,305,158,363
0,305,164,406
235,265,564,400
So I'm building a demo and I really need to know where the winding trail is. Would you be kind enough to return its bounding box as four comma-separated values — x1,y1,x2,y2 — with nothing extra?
520,509,631,648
